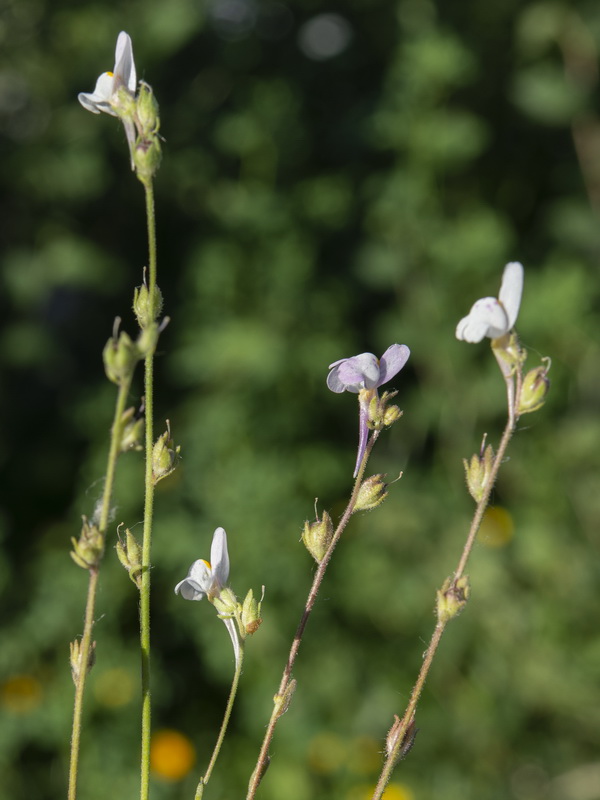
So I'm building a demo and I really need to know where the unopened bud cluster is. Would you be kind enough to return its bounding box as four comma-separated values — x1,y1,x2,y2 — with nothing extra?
214,586,263,640
113,81,162,183
365,389,403,432
71,517,104,570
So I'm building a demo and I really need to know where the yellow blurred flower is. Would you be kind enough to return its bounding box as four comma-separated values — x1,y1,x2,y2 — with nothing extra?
93,668,135,708
477,505,514,547
349,782,415,800
308,731,348,774
346,736,381,775
150,729,196,781
0,674,42,713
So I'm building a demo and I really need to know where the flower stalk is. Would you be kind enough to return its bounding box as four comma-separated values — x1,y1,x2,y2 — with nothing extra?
246,428,382,800
68,375,135,800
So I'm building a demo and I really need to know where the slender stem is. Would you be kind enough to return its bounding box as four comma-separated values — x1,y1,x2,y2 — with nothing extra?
68,569,99,800
246,431,380,800
139,179,158,800
371,387,520,800
196,637,245,800
68,377,132,800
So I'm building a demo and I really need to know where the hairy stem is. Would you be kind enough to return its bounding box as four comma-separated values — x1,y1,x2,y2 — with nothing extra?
372,401,518,799
246,430,381,800
68,376,132,800
196,633,245,800
139,179,158,800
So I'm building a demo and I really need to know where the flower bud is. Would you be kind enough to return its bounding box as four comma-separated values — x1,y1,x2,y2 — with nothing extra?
136,323,159,359
71,517,104,570
366,389,400,431
386,715,418,763
152,425,181,484
518,362,550,415
383,404,403,426
103,330,140,385
116,527,143,587
119,407,144,452
436,575,470,624
134,283,163,328
354,474,388,512
302,510,334,563
241,588,263,635
70,639,96,684
273,678,297,720
111,84,137,120
136,81,160,138
492,332,526,378
134,137,162,184
463,443,494,503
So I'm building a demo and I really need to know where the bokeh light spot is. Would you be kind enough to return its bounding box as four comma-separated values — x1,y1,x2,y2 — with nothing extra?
93,668,135,708
348,782,415,800
298,14,353,61
150,729,196,781
477,505,515,547
308,731,348,774
0,674,43,713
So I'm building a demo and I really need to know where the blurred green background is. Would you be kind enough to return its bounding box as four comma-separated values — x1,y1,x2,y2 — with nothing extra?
1,0,599,799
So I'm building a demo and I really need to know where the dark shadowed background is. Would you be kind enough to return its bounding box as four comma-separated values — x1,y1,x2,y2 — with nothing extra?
1,1,599,799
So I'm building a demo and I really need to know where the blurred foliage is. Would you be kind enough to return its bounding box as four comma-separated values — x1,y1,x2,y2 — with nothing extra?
1,1,599,799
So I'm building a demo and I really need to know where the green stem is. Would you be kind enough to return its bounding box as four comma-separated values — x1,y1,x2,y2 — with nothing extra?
68,377,132,800
371,396,519,800
196,634,245,800
139,179,158,800
246,430,380,800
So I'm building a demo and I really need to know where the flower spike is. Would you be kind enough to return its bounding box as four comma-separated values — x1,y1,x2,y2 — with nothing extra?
456,262,524,343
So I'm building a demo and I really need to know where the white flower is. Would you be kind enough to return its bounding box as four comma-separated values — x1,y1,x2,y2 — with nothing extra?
78,31,137,115
174,527,230,601
456,262,524,343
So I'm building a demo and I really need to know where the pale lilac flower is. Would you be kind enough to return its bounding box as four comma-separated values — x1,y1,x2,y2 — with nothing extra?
175,527,230,602
327,344,410,476
78,31,137,115
456,262,524,343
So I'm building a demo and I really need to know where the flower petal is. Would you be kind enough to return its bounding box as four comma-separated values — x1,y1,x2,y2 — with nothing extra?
353,399,370,477
498,261,523,329
174,576,208,601
222,617,242,665
327,353,381,393
78,72,116,114
326,362,351,393
210,527,230,589
455,298,509,343
114,31,137,93
377,344,410,387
